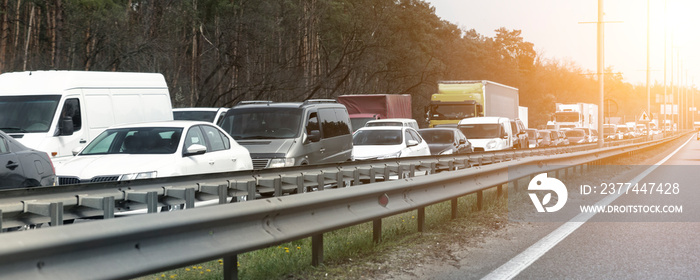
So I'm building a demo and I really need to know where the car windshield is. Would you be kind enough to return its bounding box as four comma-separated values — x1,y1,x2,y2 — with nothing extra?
0,95,61,133
353,129,402,145
366,121,403,127
173,110,217,123
221,107,302,140
81,127,183,155
419,130,454,144
604,127,616,133
458,123,501,139
565,130,585,137
618,127,629,132
429,104,477,120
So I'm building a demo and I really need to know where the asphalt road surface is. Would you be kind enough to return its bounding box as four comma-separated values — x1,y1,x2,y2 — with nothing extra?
427,135,700,279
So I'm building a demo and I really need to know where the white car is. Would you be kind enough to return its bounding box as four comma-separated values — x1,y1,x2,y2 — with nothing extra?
56,121,252,184
457,117,513,152
351,126,430,160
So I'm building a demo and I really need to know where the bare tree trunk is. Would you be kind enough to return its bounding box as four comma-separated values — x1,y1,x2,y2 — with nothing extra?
23,4,34,71
0,0,8,72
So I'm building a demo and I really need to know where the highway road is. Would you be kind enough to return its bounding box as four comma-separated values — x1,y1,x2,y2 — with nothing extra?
418,135,700,279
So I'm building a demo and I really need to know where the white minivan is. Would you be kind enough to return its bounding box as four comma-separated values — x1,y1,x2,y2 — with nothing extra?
457,117,513,152
0,71,173,164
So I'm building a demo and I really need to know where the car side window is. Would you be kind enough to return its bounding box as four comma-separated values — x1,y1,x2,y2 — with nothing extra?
60,98,82,131
184,126,207,151
201,125,228,151
306,113,319,134
408,129,423,143
404,130,413,145
0,135,8,153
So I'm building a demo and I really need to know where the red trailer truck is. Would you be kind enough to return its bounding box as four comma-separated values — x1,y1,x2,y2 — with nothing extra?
337,94,412,131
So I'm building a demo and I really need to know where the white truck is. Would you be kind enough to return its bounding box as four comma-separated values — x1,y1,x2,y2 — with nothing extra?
0,71,173,164
548,103,598,131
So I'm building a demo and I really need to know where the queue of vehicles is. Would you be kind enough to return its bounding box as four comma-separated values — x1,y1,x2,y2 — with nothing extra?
0,71,651,190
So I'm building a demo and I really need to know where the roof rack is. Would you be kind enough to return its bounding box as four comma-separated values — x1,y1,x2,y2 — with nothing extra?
237,100,274,105
301,99,337,106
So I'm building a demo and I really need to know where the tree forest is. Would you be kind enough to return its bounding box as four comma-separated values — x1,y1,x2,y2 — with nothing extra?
0,0,654,128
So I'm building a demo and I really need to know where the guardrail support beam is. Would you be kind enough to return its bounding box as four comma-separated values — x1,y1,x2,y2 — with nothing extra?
312,234,324,266
24,201,64,226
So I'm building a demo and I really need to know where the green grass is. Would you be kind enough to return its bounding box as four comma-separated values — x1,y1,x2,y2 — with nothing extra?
137,187,508,280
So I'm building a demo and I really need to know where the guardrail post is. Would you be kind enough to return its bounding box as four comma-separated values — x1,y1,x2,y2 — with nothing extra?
373,219,382,243
409,164,416,178
451,198,458,219
352,169,360,186
497,185,503,198
417,208,425,232
369,168,376,183
24,202,64,226
124,191,158,213
79,196,115,219
247,181,257,201
223,255,238,280
430,162,437,174
199,184,229,204
477,191,483,211
312,234,324,266
163,187,196,209
512,179,519,192
0,209,3,231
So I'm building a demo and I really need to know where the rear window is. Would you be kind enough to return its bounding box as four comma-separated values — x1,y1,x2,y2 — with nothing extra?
353,129,402,145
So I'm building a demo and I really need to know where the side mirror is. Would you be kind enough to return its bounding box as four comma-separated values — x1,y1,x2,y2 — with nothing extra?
58,118,74,136
407,140,419,147
459,138,466,144
307,130,321,143
184,144,207,156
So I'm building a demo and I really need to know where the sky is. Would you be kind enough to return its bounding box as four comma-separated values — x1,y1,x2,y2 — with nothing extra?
426,0,700,87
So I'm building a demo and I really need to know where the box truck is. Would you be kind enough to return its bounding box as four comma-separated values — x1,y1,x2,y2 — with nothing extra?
426,80,519,127
0,71,173,164
336,94,412,131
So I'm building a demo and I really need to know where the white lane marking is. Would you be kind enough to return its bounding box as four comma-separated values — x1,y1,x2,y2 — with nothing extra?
482,135,694,280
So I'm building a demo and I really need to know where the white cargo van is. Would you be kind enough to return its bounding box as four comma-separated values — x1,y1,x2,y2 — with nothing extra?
0,71,173,164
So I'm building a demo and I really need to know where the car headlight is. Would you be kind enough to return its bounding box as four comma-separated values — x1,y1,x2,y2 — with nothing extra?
269,158,295,168
120,171,157,181
486,140,497,149
577,139,586,143
439,149,454,155
378,150,402,159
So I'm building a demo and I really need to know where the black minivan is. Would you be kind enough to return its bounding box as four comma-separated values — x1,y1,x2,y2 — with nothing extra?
219,100,353,169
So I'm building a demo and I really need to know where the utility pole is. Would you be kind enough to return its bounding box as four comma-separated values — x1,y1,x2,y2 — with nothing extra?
597,0,605,148
646,0,651,124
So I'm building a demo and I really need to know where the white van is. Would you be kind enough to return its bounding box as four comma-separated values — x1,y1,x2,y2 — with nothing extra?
0,71,173,164
173,107,229,126
457,117,513,151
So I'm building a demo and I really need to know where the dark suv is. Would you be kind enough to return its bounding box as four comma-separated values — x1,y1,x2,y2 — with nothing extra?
510,119,529,149
219,100,353,169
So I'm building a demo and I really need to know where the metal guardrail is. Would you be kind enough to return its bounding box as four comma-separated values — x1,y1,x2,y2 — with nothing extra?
0,137,648,230
0,133,681,279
